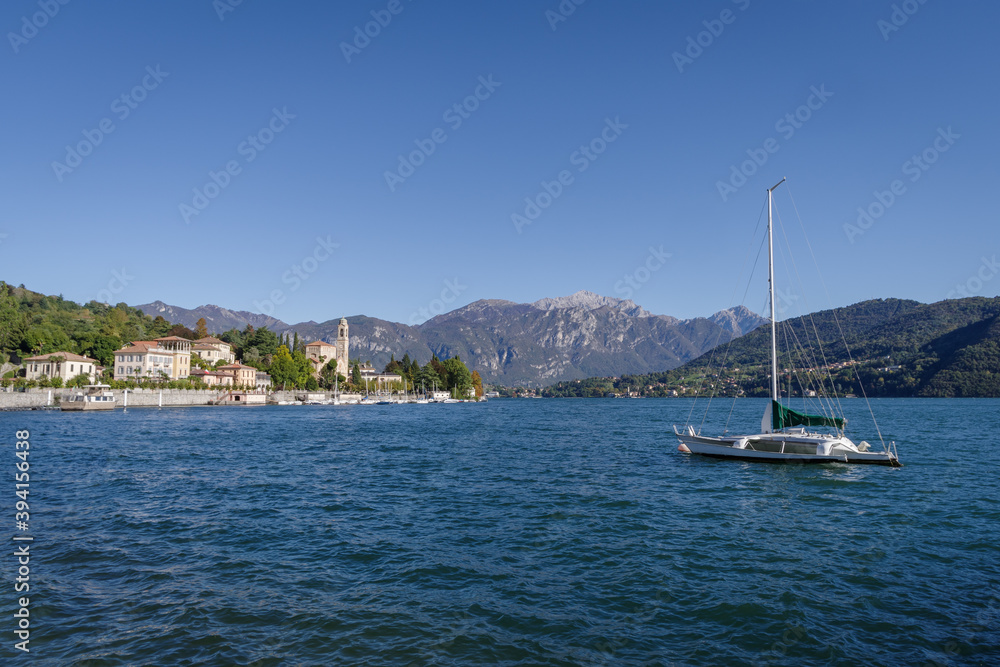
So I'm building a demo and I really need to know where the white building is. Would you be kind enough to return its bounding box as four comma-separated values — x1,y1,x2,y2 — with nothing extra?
256,371,272,392
193,337,236,365
24,352,98,383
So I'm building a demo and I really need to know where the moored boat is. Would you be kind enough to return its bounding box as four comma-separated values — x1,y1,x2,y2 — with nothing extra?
674,179,900,467
61,384,116,411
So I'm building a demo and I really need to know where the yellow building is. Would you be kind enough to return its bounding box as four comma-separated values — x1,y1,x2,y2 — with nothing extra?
113,336,191,381
218,363,257,388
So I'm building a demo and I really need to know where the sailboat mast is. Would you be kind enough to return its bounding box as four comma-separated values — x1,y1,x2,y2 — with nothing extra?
767,178,785,403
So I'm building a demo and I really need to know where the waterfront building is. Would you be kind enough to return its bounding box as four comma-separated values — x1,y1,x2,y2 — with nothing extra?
304,317,349,379
193,337,236,364
112,336,191,381
154,336,192,379
217,362,257,388
24,352,98,383
190,369,234,387
256,371,272,392
113,344,175,381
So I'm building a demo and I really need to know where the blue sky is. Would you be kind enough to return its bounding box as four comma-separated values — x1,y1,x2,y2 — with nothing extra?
2,0,997,326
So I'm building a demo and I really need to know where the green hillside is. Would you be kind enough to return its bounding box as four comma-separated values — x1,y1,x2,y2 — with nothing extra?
0,282,184,368
543,297,1000,398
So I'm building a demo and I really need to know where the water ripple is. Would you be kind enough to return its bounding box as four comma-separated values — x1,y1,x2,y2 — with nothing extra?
4,399,1000,665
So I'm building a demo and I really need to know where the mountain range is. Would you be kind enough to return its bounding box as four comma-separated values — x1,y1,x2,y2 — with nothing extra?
569,296,1000,398
138,291,766,386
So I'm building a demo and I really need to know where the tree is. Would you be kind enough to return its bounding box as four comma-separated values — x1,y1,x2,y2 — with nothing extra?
416,362,445,391
88,334,122,367
319,361,346,390
195,318,209,338
166,324,197,340
269,345,297,388
351,362,362,386
22,324,72,355
430,354,448,385
0,283,28,352
442,356,472,396
291,349,312,387
471,370,483,398
148,315,172,339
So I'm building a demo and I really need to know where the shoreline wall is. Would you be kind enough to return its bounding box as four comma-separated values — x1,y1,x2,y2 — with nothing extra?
0,388,367,410
0,388,223,410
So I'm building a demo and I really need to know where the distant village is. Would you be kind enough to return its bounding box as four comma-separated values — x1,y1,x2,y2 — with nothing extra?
18,317,412,394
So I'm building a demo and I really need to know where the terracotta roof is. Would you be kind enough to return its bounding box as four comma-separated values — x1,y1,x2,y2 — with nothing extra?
24,351,97,363
156,336,192,342
305,340,334,347
192,369,233,377
192,343,220,351
196,337,227,345
219,363,255,370
114,345,152,355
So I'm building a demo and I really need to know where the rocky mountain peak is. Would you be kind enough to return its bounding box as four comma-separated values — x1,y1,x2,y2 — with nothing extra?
530,290,653,317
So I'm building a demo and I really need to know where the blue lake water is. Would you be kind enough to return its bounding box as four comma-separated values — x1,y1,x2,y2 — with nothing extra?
3,398,999,665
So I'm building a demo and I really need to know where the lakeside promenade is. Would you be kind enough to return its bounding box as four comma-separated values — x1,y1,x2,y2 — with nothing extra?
0,388,379,411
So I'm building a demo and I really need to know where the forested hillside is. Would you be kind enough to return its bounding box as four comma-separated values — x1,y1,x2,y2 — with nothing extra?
543,298,1000,398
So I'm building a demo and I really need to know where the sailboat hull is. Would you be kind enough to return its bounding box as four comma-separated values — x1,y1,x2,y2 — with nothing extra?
676,433,899,466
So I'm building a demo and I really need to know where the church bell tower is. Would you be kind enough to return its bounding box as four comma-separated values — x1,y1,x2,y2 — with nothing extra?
336,317,349,377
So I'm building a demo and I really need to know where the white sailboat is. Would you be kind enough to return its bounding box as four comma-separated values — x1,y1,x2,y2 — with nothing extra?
674,179,901,467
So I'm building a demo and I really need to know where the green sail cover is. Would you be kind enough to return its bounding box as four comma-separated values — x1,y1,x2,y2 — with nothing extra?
772,400,845,430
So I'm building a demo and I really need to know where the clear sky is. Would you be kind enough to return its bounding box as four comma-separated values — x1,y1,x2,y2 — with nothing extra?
2,0,997,325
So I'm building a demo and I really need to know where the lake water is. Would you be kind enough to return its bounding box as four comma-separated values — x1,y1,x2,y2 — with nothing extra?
3,399,999,665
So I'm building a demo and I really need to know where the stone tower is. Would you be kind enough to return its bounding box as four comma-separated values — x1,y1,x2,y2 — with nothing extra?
336,317,349,378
